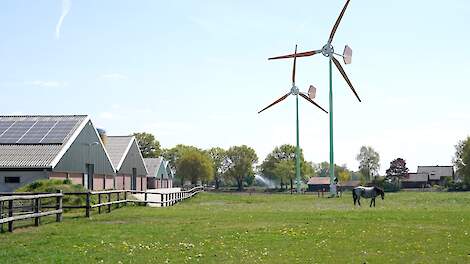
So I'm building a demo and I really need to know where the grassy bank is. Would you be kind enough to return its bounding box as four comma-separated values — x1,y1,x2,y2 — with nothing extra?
1,192,469,263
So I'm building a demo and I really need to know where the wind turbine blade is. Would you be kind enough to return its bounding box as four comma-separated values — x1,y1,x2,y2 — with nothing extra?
292,45,298,84
258,92,291,114
328,0,351,43
332,57,361,102
269,50,321,60
299,92,328,114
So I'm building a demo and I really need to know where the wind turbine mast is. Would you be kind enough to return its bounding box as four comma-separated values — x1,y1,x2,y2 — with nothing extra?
258,45,327,193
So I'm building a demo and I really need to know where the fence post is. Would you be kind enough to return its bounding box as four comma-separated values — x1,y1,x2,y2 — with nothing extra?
107,193,111,213
85,192,91,218
34,198,40,226
117,192,120,208
160,193,164,208
124,191,128,206
8,200,13,232
56,190,63,222
98,193,102,214
144,192,148,207
0,201,4,233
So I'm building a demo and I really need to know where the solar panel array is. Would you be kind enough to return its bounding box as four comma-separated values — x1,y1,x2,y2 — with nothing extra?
0,120,79,144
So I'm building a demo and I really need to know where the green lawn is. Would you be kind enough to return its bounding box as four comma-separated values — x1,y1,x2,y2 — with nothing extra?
1,192,470,263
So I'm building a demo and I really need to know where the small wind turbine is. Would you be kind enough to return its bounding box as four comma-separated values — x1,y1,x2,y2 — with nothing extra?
258,45,328,193
268,0,359,196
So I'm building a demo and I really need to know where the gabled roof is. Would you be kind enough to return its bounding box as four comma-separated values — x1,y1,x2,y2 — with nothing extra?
307,177,330,185
402,172,428,182
144,157,163,177
106,136,134,170
417,166,454,180
339,180,360,187
0,115,88,168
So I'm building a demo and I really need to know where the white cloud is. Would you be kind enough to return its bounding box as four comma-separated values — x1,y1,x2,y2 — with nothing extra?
99,112,116,120
55,0,72,39
100,73,128,81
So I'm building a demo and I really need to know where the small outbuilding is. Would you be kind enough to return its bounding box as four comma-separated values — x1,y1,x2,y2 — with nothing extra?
144,157,174,189
417,166,454,186
105,136,148,191
0,115,115,192
338,180,361,191
401,173,429,189
307,177,330,192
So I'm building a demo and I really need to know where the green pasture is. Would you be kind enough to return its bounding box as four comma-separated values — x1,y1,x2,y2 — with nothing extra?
1,192,469,263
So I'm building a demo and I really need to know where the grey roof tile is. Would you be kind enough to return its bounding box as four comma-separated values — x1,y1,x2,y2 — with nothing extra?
105,136,133,169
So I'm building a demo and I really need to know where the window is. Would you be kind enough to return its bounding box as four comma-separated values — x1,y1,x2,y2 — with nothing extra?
5,177,20,183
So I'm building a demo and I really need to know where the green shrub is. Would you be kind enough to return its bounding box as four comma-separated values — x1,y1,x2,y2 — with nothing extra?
16,179,96,207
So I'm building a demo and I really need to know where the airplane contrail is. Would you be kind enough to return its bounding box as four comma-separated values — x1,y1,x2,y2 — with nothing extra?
55,0,72,39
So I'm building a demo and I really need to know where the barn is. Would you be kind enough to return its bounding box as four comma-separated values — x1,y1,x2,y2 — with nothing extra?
401,173,429,189
417,166,454,186
105,136,148,191
144,157,174,189
307,177,330,192
0,115,115,192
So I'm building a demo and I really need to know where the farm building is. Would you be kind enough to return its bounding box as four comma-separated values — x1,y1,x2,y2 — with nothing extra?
417,166,454,186
144,157,174,189
0,115,115,192
338,180,360,190
307,177,330,192
105,136,148,191
401,172,428,188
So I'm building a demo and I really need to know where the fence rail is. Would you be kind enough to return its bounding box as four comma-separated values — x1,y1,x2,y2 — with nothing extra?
0,191,63,232
0,186,203,232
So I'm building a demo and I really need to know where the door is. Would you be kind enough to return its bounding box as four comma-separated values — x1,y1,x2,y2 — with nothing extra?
86,164,94,190
131,168,137,190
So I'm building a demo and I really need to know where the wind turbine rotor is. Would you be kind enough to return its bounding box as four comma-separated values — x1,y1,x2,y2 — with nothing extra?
328,0,351,44
257,92,291,114
331,56,361,102
299,92,328,114
321,44,334,57
269,50,321,60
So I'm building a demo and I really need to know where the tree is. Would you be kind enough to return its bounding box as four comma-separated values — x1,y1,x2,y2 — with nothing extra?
259,144,311,189
162,145,199,173
385,158,409,181
176,149,213,186
207,147,228,189
273,159,295,192
356,146,380,183
224,145,258,191
453,137,470,186
338,170,351,183
312,162,351,180
133,132,161,158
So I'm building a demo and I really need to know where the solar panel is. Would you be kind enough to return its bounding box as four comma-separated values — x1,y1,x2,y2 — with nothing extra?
0,121,36,144
40,120,78,144
17,121,57,144
0,121,15,136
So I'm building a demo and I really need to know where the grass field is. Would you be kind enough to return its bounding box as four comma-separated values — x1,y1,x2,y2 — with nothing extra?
1,192,470,263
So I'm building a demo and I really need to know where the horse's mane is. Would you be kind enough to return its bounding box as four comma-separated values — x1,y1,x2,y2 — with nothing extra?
374,186,384,194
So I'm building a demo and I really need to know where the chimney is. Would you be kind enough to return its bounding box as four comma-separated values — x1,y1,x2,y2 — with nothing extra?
97,128,107,145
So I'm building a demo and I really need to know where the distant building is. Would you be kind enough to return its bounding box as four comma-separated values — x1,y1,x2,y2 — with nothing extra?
417,166,454,186
0,115,115,192
144,157,174,189
105,136,148,191
338,180,361,190
307,177,330,192
401,172,429,189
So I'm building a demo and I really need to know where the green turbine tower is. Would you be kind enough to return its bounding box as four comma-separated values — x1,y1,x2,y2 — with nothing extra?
268,0,361,196
258,45,328,193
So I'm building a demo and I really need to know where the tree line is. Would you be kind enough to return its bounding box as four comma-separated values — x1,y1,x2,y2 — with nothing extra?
133,132,470,191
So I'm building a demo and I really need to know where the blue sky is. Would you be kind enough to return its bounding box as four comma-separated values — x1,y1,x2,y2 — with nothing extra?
1,0,470,174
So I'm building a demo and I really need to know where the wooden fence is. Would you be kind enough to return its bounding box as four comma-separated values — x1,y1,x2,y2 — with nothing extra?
0,186,203,232
0,191,63,232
